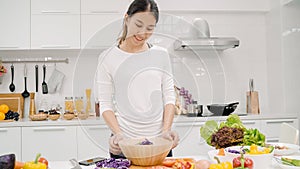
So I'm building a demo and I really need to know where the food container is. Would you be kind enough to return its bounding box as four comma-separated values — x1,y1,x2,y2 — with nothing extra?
119,137,172,166
64,97,74,113
225,145,274,168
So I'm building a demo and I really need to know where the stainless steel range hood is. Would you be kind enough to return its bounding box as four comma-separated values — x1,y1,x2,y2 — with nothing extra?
173,18,240,51
174,37,240,50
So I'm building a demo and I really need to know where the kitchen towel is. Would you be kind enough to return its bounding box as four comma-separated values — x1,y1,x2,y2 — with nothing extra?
48,68,65,94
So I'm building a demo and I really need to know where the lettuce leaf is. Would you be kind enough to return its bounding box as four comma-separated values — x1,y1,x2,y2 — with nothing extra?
200,120,218,145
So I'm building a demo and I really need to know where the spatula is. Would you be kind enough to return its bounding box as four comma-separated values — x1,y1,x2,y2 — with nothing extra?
21,64,30,98
42,64,48,94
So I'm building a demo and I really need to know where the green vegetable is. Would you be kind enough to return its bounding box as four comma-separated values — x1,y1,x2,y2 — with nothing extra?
200,120,218,145
243,128,265,146
219,114,246,130
281,157,300,166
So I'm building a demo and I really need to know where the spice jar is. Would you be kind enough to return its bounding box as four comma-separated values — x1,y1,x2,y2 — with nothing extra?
64,97,74,113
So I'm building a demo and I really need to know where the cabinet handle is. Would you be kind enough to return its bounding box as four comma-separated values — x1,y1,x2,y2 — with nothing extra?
41,10,70,14
0,46,19,49
174,123,203,127
266,120,294,124
87,126,109,130
0,128,8,132
90,11,119,14
266,138,279,142
243,121,256,125
41,45,71,49
33,127,66,132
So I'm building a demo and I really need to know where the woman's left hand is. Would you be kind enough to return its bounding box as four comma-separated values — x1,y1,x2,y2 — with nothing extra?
161,131,180,149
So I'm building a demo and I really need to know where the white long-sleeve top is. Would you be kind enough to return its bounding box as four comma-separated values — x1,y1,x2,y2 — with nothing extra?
96,45,175,138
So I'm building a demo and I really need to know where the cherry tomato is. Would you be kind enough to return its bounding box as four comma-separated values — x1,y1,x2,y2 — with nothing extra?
38,157,48,167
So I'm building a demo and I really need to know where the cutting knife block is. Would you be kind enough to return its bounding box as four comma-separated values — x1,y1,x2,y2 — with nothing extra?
246,91,260,114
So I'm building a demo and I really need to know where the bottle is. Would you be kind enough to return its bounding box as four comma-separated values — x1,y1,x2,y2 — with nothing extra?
85,89,92,117
29,93,36,116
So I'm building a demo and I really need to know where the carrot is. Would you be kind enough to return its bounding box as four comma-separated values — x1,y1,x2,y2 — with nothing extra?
217,148,225,156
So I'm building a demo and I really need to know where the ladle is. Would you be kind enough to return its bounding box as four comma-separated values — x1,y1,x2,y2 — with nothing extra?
21,64,30,98
9,64,15,92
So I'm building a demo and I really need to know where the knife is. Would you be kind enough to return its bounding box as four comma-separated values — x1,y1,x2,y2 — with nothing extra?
35,65,38,92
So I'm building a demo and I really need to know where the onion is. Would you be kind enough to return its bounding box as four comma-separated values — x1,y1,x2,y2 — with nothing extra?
195,160,211,169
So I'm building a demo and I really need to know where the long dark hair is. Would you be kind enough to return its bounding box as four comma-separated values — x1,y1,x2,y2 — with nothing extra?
118,0,159,45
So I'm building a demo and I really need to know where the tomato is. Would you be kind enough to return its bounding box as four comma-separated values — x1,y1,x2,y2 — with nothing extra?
38,157,48,167
162,159,177,167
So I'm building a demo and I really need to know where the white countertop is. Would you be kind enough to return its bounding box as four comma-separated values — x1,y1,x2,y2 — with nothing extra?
48,156,285,169
0,113,298,127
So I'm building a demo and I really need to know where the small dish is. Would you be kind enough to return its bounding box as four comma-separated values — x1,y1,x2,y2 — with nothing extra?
267,142,300,156
48,114,60,121
29,114,48,121
63,113,75,120
276,156,300,169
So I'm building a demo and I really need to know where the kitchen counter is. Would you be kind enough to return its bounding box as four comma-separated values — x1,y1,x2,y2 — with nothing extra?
0,113,297,127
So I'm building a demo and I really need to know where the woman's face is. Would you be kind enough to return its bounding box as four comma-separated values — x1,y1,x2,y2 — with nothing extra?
125,12,156,47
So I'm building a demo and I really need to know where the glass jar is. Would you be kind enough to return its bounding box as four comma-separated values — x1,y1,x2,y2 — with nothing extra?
64,97,74,113
75,97,84,113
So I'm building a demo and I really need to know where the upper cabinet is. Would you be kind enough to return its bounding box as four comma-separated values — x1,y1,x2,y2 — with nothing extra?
31,0,80,14
81,0,129,14
156,0,269,12
0,0,30,50
31,0,80,49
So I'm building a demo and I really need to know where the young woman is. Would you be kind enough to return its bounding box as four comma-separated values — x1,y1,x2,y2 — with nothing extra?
96,0,179,158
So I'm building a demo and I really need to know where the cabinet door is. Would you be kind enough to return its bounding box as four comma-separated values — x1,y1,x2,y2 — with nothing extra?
31,15,80,49
0,127,22,160
31,0,80,14
81,0,128,14
22,126,77,161
173,122,213,156
81,14,122,48
261,119,298,142
77,125,111,160
0,0,30,49
242,120,261,129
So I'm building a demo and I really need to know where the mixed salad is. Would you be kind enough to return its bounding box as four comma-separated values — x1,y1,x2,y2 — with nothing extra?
200,114,266,149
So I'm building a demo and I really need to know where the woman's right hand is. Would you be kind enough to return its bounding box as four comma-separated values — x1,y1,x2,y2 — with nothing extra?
109,133,124,155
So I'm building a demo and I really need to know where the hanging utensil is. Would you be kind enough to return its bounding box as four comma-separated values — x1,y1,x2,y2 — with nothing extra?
21,64,30,98
9,64,15,92
42,64,48,94
35,65,38,92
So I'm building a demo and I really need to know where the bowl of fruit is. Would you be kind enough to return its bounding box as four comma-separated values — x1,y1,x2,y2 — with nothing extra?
225,144,274,168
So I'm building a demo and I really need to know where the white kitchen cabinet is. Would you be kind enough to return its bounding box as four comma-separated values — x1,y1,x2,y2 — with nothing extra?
0,0,30,50
81,0,129,14
77,125,111,160
21,126,77,161
156,0,269,11
260,119,298,142
0,127,22,160
31,15,80,49
242,120,261,129
31,0,80,14
172,122,213,156
81,14,122,48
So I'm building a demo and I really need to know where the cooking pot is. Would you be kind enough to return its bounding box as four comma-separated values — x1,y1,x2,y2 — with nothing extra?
207,102,239,116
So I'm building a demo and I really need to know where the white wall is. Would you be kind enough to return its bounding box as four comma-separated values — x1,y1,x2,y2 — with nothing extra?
1,0,298,116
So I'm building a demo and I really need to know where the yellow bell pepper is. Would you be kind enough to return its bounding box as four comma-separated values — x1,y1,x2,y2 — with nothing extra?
209,163,223,169
23,162,46,169
209,157,233,169
23,153,47,169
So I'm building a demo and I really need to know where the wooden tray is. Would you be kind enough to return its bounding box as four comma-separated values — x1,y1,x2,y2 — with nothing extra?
0,93,24,118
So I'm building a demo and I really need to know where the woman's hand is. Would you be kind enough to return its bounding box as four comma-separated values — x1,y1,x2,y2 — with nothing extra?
109,133,124,155
161,131,180,149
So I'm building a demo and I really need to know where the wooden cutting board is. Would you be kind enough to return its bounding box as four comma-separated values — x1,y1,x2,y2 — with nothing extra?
0,93,24,118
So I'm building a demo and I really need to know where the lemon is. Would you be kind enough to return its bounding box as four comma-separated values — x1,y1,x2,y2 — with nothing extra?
0,104,9,114
0,112,5,120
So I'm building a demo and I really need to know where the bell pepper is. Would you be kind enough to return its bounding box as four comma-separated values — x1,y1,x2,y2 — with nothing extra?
232,153,253,169
209,157,233,169
23,153,47,169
